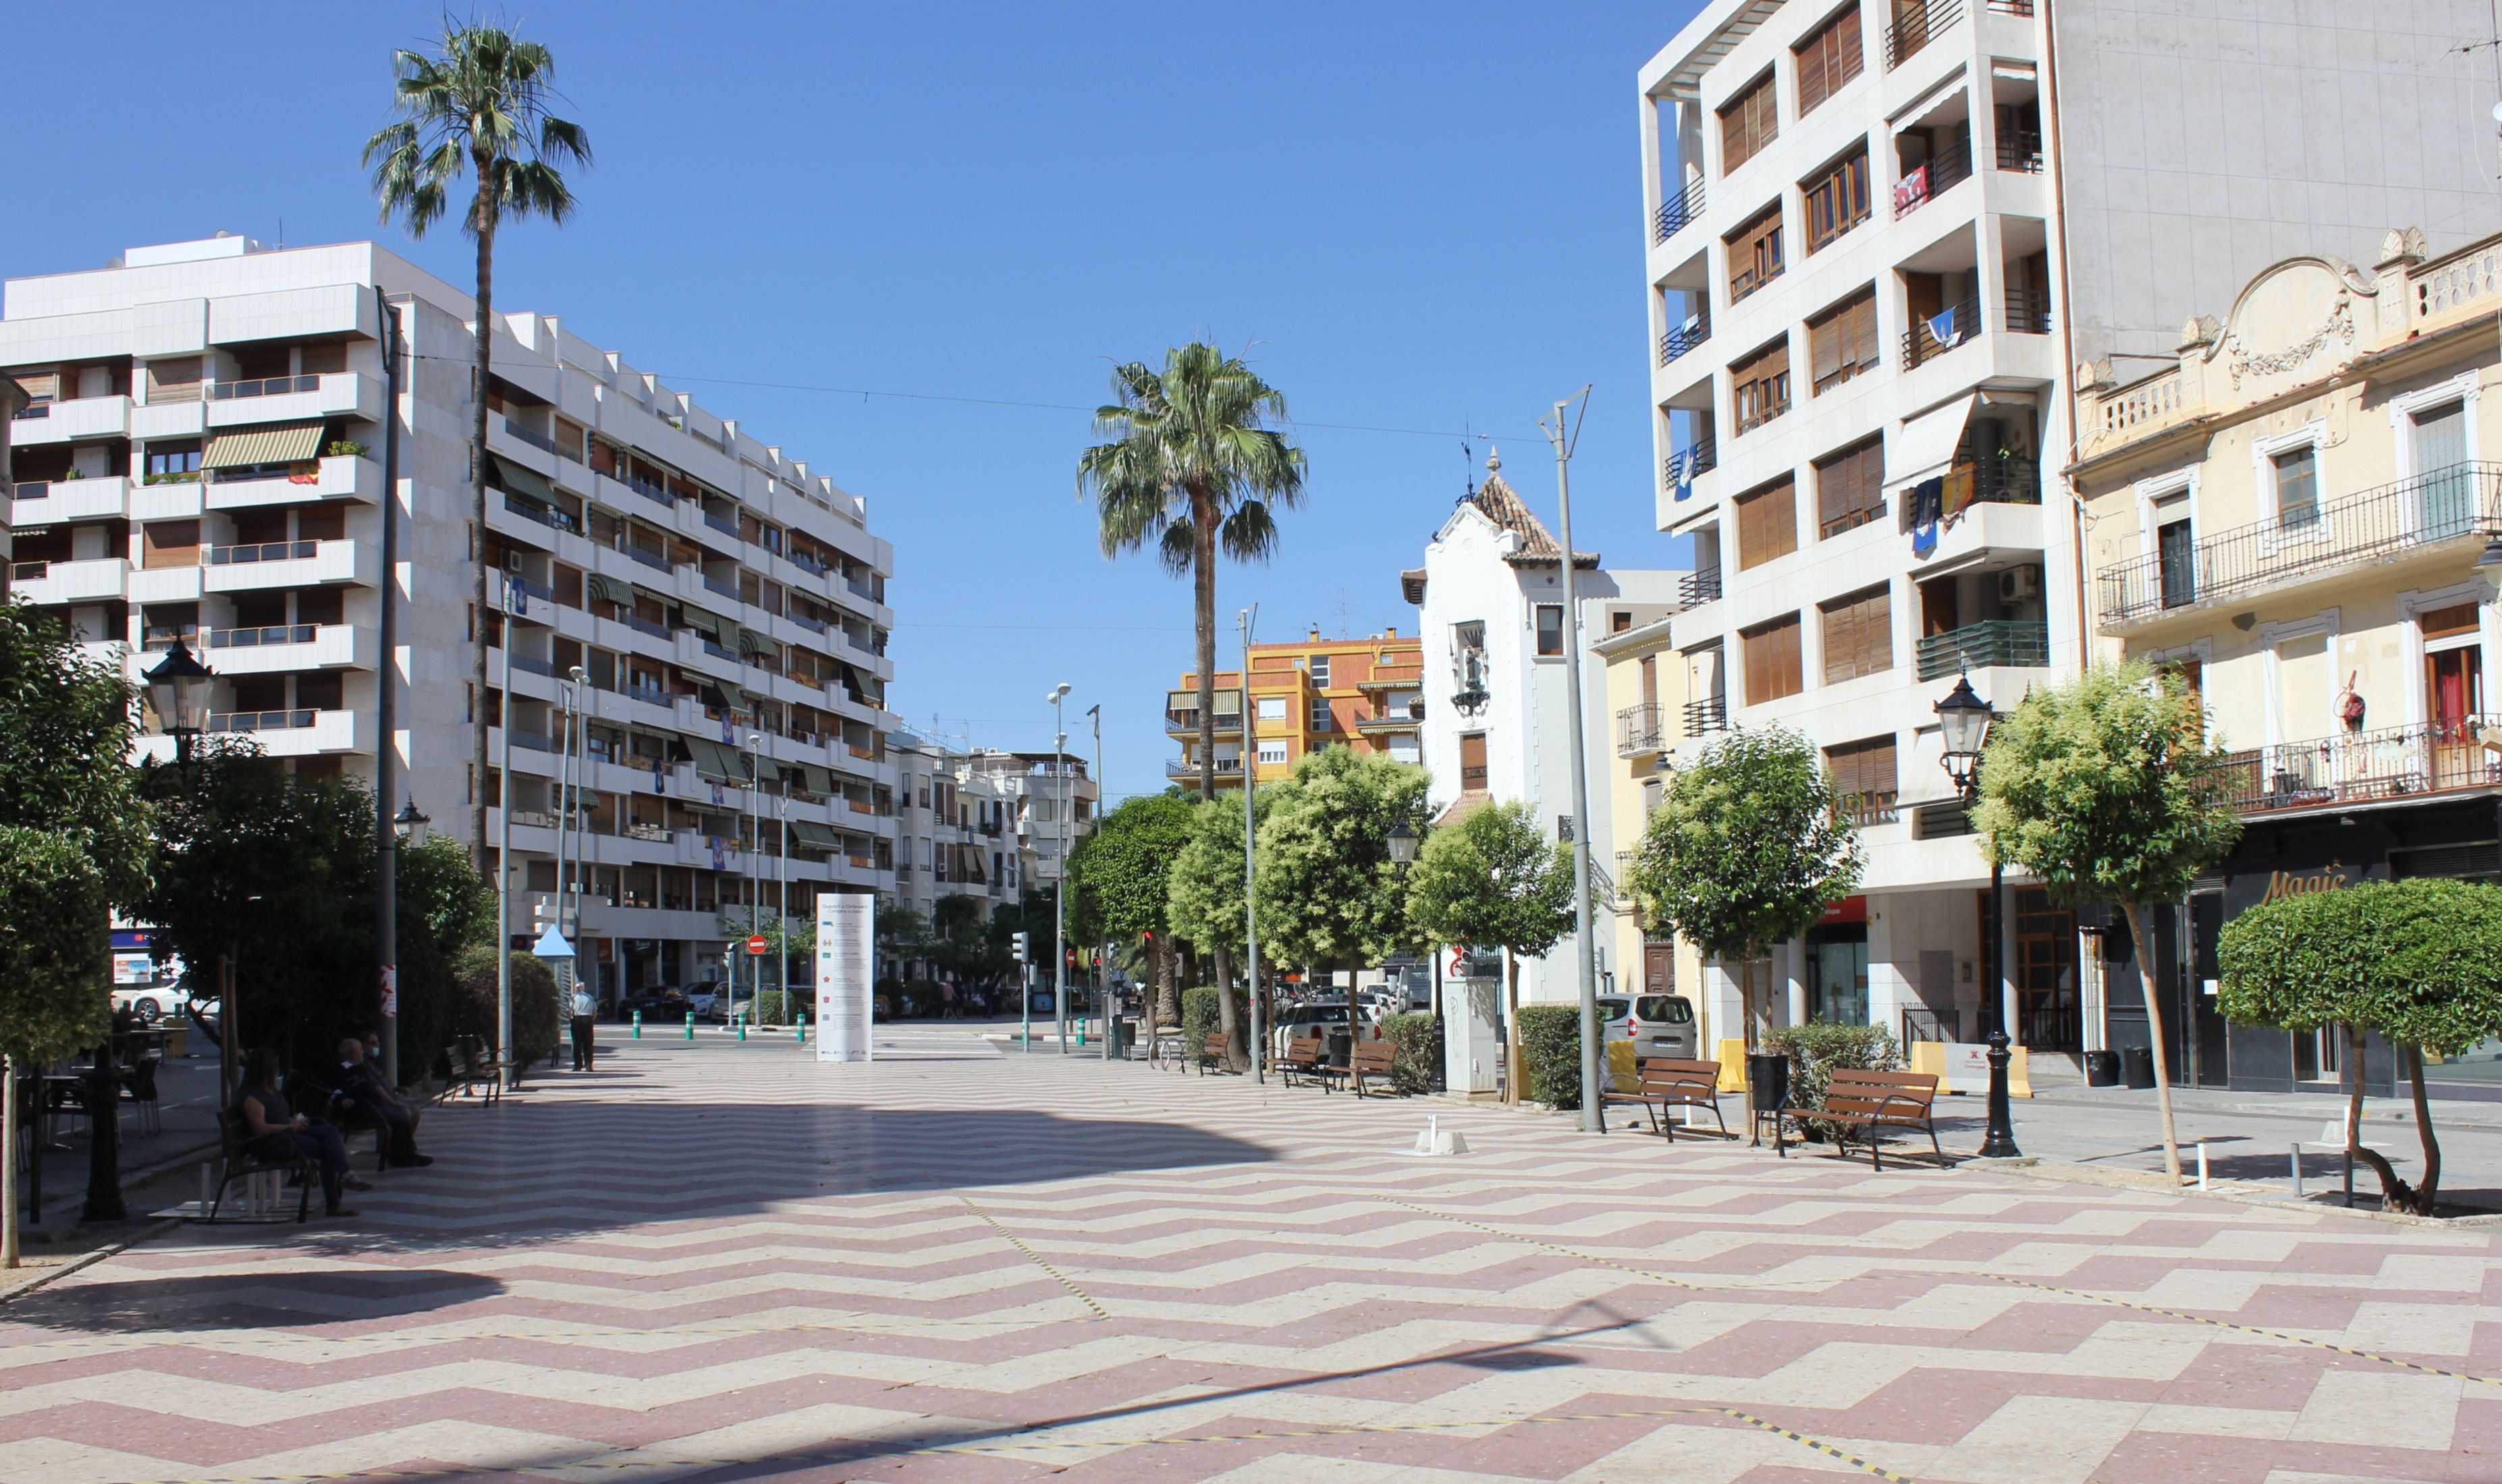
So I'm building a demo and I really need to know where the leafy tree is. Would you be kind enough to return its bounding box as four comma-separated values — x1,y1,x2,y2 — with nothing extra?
1255,745,1432,1039
2218,879,2502,1214
452,943,559,1068
0,830,109,1267
1167,791,1275,1064
1626,727,1862,1049
1974,661,2240,1184
365,20,591,861
1407,798,1573,1092
1068,794,1197,1026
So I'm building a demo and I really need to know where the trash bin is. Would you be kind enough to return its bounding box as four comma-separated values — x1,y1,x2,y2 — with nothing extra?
2084,1049,2121,1087
1106,1019,1132,1058
2121,1045,2156,1089
1745,1051,1790,1114
1326,1028,1353,1068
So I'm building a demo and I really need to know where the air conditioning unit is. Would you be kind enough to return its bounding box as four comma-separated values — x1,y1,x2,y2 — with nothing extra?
1997,565,2042,603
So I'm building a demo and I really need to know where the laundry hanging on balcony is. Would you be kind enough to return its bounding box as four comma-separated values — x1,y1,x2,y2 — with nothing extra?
1926,307,1964,349
1909,478,1945,557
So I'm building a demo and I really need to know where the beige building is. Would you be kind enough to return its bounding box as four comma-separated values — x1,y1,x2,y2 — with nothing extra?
2071,227,2502,1097
1594,612,1699,1026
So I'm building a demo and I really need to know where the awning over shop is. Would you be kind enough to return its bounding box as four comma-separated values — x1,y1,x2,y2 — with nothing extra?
490,454,555,503
1883,393,1978,497
684,736,751,784
585,572,633,607
203,422,323,470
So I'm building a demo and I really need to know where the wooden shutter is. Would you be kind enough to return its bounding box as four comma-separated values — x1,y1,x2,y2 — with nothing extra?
1820,584,1893,683
1727,207,1785,299
1733,337,1792,432
1742,615,1803,703
1845,291,1879,373
1809,311,1844,390
1826,735,1897,817
1815,437,1886,537
1720,73,1778,172
1734,478,1797,570
1796,5,1863,115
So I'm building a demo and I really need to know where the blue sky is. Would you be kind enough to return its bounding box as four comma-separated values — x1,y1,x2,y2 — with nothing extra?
2,1,1701,806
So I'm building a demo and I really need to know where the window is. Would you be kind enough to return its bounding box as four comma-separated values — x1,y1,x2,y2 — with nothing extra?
1807,287,1880,393
2273,445,2319,531
1731,337,1791,433
145,439,202,481
1308,653,1331,687
1734,478,1798,570
1719,72,1778,173
1794,5,1864,114
1256,694,1288,721
1726,207,1785,302
1257,738,1288,765
1814,437,1885,537
1825,735,1898,825
1741,614,1804,703
2155,493,2196,608
1612,610,1633,633
1309,698,1334,732
1803,149,1872,252
1820,584,1893,683
1459,732,1489,790
1535,604,1565,655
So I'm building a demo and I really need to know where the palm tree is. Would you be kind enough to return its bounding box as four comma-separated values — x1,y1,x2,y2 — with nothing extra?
1077,342,1306,1062
364,22,591,866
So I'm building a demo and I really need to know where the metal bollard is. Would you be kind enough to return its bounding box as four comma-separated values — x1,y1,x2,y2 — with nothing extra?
684,1016,695,1041
797,1014,808,1046
2291,1143,2304,1199
632,1010,643,1040
738,1018,746,1043
2196,1142,2210,1192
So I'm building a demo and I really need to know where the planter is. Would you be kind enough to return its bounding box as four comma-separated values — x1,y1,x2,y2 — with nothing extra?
2084,1049,2121,1087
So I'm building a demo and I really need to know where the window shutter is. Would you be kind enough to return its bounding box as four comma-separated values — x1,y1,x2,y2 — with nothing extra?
1797,30,1832,114
1810,313,1843,388
1847,292,1879,373
1735,478,1797,570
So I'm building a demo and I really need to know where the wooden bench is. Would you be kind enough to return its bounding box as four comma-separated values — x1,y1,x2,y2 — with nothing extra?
1346,1042,1398,1098
1599,1057,1729,1141
1775,1069,1942,1170
1278,1035,1332,1091
1195,1033,1236,1075
205,1108,315,1223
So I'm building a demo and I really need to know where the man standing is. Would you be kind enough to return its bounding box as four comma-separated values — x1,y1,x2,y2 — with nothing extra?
336,1037,431,1168
570,983,598,1070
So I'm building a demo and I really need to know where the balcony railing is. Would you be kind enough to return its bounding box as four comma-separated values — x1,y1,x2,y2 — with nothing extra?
2097,462,2502,627
1654,177,1706,244
2005,286,2053,335
1166,708,1244,733
628,547,673,573
619,472,674,506
1616,703,1665,757
703,509,740,537
208,708,319,732
1658,320,1709,366
1664,437,1718,497
2217,715,2502,816
1679,566,1721,605
11,561,48,582
1902,296,1982,370
503,495,582,534
209,624,319,649
1683,695,1729,738
207,540,319,565
212,374,322,401
1886,0,1962,68
1915,619,2049,680
1996,129,2044,173
1892,138,1972,218
504,420,560,456
1906,459,2040,532
1166,757,1245,779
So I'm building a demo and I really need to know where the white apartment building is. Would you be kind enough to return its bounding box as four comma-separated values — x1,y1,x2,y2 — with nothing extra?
1405,453,1681,1060
968,749,1097,893
888,732,1016,923
1639,1,2502,1059
1,234,899,1005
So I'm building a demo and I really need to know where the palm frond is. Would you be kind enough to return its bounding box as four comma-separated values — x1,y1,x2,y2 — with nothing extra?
366,20,592,242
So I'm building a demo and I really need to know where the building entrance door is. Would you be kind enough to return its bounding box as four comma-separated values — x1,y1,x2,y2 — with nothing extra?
1807,927,1868,1024
1643,941,1675,995
2012,887,2079,1050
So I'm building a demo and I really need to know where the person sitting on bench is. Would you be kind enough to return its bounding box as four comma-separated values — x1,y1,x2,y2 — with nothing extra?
333,1037,433,1168
238,1048,364,1217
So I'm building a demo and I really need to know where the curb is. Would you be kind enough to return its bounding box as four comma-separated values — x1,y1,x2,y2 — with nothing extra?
0,1217,185,1304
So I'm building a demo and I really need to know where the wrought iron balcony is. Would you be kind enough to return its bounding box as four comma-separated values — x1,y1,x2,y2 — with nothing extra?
1886,0,1963,68
1901,296,1982,370
1915,619,2048,680
1678,566,1722,605
1654,177,1705,244
1616,703,1665,757
1664,437,1718,498
2218,715,2502,817
1892,138,1971,219
1682,695,1728,738
1658,320,1709,366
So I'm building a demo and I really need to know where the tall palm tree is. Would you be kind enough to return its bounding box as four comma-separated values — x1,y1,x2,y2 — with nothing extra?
365,23,590,866
1078,342,1306,1061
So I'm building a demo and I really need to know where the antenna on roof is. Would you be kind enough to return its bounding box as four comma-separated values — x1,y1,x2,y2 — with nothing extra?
1462,437,1475,497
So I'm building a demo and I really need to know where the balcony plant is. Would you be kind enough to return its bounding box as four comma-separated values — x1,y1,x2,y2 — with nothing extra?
327,440,370,458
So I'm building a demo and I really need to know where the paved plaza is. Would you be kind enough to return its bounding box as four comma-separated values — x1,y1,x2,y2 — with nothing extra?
2,1030,2499,1483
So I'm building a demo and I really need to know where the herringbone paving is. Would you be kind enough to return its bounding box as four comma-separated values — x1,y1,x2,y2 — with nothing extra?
2,1032,2496,1482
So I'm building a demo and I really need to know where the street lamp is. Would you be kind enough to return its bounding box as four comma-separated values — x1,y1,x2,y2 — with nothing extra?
143,638,215,768
393,800,431,844
1386,821,1419,868
1048,682,1072,1056
1936,671,2020,1160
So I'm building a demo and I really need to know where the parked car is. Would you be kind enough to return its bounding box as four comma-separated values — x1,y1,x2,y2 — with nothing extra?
1270,1001,1383,1057
621,989,694,1023
1626,993,1698,1060
111,985,185,1024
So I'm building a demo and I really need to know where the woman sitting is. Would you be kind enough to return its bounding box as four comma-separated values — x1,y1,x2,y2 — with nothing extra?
236,1047,366,1217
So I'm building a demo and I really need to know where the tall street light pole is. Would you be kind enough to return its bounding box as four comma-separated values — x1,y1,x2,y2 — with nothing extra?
1048,683,1071,1054
1541,389,1607,1134
494,574,518,1089
1088,702,1107,1061
749,730,765,1023
571,665,592,1012
1239,605,1264,1082
373,287,405,1087
1936,674,2020,1159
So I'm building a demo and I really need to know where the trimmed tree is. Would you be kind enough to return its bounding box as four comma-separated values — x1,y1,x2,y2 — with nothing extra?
2219,879,2502,1215
1625,727,1863,1052
1973,661,2241,1185
1166,790,1273,1067
1253,746,1432,1044
1405,798,1574,1100
1066,794,1199,1027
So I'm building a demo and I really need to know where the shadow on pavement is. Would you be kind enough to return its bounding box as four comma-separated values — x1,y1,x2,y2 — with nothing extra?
0,1269,506,1334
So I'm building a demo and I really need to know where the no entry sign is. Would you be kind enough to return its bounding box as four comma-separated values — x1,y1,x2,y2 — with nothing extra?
745,935,769,956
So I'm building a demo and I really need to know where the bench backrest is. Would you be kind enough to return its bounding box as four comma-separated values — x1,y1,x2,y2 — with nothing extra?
1351,1043,1394,1071
1637,1059,1721,1097
1823,1069,1938,1120
1203,1033,1228,1054
1284,1035,1324,1062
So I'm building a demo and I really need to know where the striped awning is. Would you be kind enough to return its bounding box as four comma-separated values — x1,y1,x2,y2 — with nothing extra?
585,572,632,607
684,607,727,639
790,819,846,850
736,626,776,659
491,454,555,503
203,422,323,470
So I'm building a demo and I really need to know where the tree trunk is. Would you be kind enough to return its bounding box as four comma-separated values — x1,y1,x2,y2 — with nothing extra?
2118,900,2184,1184
1215,944,1243,1069
3,1057,18,1269
1153,937,1180,1030
2408,1045,2441,1215
2342,1024,2418,1211
1504,947,1521,1105
468,173,499,874
1193,486,1218,801
1347,954,1363,1066
1740,945,1762,1145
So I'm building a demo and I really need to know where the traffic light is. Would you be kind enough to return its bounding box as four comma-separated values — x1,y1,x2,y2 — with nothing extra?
1010,931,1029,964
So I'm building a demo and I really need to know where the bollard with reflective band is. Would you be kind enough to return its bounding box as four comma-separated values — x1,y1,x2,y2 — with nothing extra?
737,1018,746,1042
684,1016,694,1041
632,1010,643,1039
797,1014,808,1045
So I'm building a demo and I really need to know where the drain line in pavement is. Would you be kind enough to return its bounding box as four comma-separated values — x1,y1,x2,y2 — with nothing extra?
946,1186,1108,1320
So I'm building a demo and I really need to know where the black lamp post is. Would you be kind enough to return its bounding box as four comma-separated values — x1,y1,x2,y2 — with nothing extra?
1936,673,2020,1159
142,638,215,770
1386,821,1418,868
394,800,431,844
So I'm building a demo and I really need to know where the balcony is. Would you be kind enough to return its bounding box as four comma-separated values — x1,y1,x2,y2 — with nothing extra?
1616,703,1666,757
196,707,369,757
628,547,673,574
1886,0,1962,68
2096,462,2502,630
1892,139,1972,219
1664,439,1717,499
7,394,129,445
1164,707,1244,735
1683,695,1729,738
1902,297,1982,370
2005,287,2053,335
201,622,376,674
1915,619,2048,680
1357,666,1423,692
501,417,561,457
9,476,130,524
205,373,381,428
1996,129,2044,173
1166,757,1244,781
2218,715,2502,817
201,538,374,593
1658,320,1709,366
9,556,128,605
208,454,382,510
1678,566,1722,605
1654,177,1705,245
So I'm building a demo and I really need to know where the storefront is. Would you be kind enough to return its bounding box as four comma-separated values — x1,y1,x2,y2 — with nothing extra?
2098,793,2502,1097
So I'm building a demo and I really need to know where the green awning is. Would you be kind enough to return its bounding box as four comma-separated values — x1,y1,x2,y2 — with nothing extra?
684,736,751,784
736,626,777,659
585,572,632,607
490,454,555,503
684,608,727,640
203,422,323,469
798,763,838,796
790,819,846,850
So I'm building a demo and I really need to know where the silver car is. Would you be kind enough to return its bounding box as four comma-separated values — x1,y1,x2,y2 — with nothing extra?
1626,993,1699,1058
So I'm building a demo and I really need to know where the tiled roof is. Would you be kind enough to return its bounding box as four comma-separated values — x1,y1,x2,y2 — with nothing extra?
1469,451,1598,568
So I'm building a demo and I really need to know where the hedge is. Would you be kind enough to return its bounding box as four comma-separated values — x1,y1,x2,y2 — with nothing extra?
1382,1012,1437,1094
1517,1003,1583,1109
1762,1022,1901,1111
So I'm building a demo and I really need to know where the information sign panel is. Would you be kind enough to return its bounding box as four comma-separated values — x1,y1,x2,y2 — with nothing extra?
817,894,873,1062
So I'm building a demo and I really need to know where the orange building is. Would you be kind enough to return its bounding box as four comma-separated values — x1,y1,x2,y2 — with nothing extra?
1166,627,1423,792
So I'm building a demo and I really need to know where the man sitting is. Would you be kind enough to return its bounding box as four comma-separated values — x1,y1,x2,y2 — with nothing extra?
331,1036,433,1168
